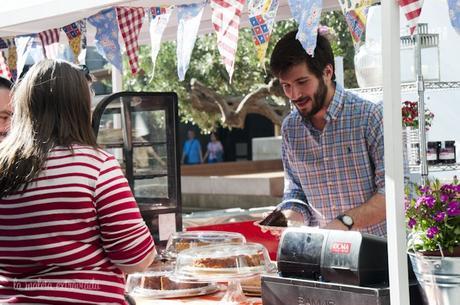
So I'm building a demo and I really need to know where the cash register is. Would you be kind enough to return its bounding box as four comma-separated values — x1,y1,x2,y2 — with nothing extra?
262,227,425,305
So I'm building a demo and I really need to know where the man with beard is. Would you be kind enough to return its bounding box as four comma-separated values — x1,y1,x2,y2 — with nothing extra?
0,77,13,142
270,30,386,236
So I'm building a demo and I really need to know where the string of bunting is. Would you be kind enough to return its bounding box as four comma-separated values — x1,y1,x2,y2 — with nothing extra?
0,0,436,82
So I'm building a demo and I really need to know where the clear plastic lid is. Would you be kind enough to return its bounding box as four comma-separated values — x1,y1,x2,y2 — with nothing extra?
174,243,272,281
126,270,218,299
164,231,246,258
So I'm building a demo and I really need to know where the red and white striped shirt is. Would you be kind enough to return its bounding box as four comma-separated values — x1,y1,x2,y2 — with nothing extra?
0,145,155,304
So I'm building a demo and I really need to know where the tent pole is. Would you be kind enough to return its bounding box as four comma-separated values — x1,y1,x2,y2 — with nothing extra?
112,66,123,93
381,2,410,305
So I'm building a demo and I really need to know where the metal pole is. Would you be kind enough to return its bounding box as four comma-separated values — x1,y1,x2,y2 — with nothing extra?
414,24,429,185
382,1,410,305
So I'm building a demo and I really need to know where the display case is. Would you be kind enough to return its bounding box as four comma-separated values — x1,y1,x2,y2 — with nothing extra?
92,92,182,247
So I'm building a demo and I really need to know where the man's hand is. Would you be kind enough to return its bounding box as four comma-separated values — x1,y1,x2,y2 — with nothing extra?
323,219,349,231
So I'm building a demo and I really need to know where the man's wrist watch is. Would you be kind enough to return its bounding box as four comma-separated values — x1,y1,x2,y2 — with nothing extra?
336,214,354,230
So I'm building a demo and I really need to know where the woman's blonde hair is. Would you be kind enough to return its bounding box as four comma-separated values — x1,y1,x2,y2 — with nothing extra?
0,59,97,196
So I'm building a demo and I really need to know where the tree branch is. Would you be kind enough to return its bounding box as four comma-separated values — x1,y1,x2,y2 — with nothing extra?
189,78,288,129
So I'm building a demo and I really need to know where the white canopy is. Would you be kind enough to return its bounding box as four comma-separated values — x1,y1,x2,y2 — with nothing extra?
0,1,408,304
0,0,341,42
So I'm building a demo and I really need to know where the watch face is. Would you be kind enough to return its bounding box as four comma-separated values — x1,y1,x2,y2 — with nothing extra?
342,215,353,226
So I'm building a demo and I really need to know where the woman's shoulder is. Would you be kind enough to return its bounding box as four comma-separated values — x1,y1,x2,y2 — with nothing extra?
51,144,114,162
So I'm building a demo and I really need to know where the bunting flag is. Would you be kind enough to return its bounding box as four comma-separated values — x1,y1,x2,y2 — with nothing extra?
116,7,145,74
338,0,372,45
149,6,173,78
0,38,9,50
211,0,246,82
399,0,424,35
78,20,87,64
288,0,322,56
448,0,460,35
38,28,60,59
7,44,17,81
248,0,279,64
176,3,206,81
88,8,122,71
0,51,12,80
62,22,82,61
15,36,34,80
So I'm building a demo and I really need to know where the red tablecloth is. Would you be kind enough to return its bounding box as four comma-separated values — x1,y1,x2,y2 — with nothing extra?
187,220,281,260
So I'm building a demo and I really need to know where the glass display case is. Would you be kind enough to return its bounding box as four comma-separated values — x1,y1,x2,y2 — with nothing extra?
92,92,181,247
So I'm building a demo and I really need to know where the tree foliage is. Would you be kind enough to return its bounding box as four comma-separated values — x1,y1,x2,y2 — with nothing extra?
123,12,356,132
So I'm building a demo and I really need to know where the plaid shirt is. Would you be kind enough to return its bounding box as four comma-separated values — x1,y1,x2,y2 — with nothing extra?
281,84,386,236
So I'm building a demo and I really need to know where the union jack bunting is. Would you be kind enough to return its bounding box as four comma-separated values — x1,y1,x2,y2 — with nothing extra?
399,0,424,35
38,28,60,59
211,0,246,82
116,7,145,74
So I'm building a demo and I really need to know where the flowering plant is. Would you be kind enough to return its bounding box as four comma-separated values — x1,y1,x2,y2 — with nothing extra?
401,100,435,130
406,179,460,255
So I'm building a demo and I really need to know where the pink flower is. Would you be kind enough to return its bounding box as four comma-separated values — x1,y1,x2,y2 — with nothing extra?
426,226,439,239
447,201,460,217
408,218,417,228
434,212,446,222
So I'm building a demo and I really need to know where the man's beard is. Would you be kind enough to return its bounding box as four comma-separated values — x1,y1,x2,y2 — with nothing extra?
293,77,328,120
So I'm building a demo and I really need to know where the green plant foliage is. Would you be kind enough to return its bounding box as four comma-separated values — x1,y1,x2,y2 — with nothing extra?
122,13,357,132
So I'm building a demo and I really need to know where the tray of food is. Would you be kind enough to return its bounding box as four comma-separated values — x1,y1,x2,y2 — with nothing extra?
174,243,273,281
163,231,246,259
126,271,219,299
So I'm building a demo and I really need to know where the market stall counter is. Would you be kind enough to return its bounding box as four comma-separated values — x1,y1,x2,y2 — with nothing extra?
133,288,261,305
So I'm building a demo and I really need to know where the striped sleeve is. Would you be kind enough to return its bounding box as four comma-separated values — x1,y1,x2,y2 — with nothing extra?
94,154,155,266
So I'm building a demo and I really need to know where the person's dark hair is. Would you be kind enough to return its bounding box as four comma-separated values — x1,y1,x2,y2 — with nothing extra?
0,59,97,196
0,76,12,90
270,30,336,81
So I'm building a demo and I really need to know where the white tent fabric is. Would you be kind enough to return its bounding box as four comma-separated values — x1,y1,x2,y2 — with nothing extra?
0,0,341,42
0,1,409,304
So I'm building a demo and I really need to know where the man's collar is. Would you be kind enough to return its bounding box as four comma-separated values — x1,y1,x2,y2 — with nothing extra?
326,82,345,121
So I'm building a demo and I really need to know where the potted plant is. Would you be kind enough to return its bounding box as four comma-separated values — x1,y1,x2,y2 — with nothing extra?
401,100,435,130
405,179,460,305
401,100,435,166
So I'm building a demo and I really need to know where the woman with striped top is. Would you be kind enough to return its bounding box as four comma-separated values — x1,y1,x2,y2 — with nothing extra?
0,59,155,304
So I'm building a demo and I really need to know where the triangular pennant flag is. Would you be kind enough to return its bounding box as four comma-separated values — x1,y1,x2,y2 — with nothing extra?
399,0,424,35
288,0,322,56
0,38,9,50
62,22,82,61
211,0,246,82
0,51,12,80
338,0,373,44
116,7,145,74
149,6,173,79
176,2,206,81
78,20,87,64
448,0,460,35
248,0,279,64
15,36,34,80
38,28,60,59
7,43,17,81
88,8,123,71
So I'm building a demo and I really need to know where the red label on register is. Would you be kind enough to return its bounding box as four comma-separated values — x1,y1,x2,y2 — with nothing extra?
331,242,351,254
